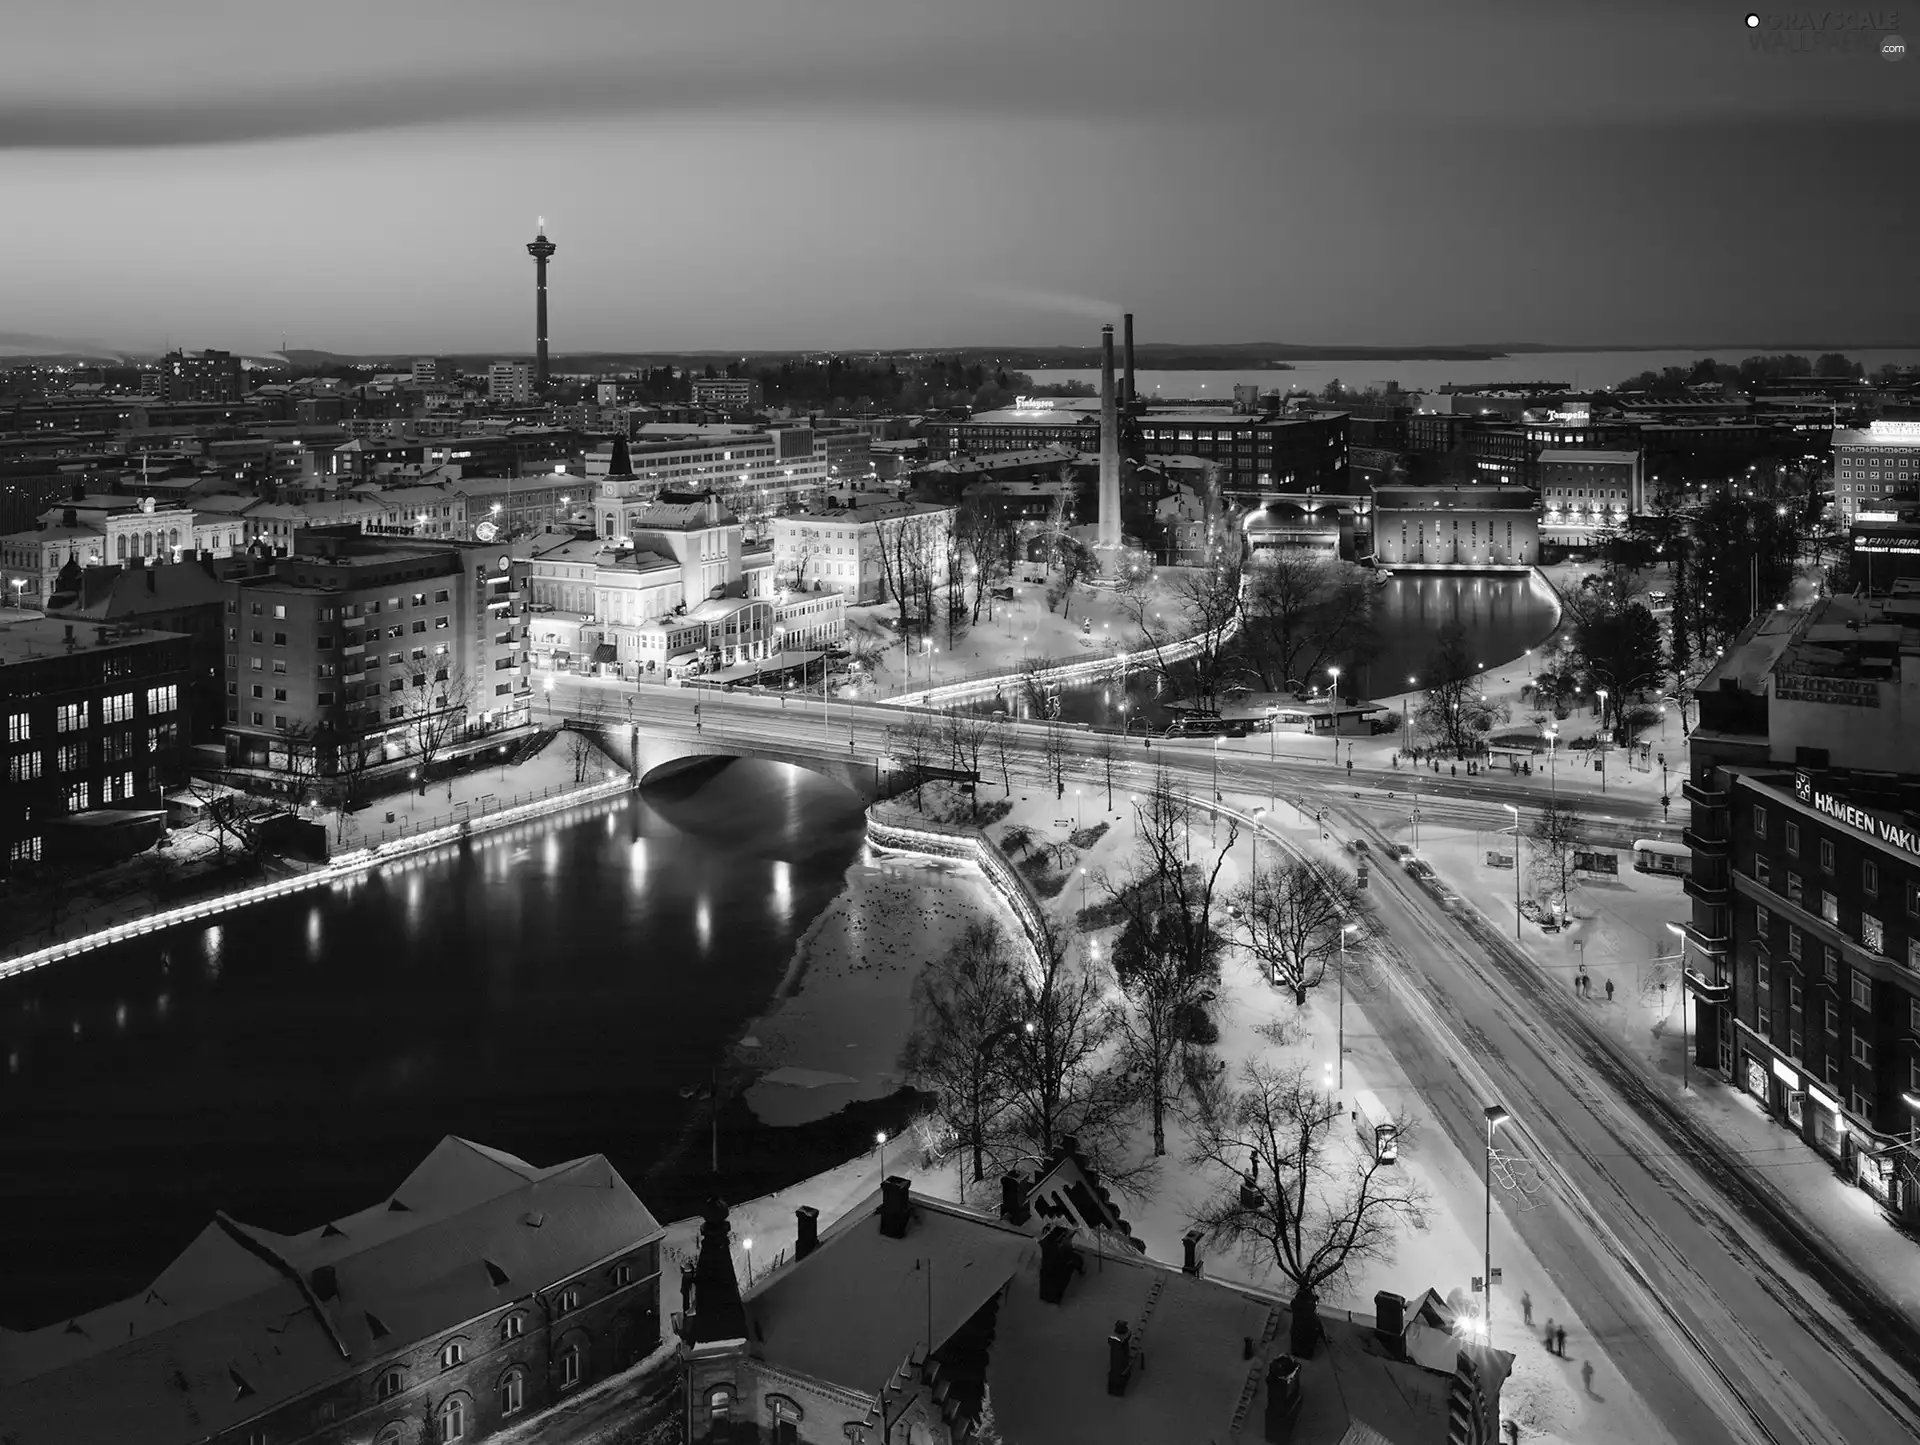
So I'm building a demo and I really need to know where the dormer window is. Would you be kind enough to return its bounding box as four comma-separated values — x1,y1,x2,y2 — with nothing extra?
440,1340,465,1370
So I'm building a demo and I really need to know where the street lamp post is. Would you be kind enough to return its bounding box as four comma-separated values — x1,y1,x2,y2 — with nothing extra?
543,675,554,717
1665,920,1690,1092
1594,689,1609,794
876,1130,888,1186
1504,803,1521,939
1328,666,1341,761
1483,1105,1509,1345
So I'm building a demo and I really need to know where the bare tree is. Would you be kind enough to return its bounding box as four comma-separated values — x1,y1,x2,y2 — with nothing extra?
1044,535,1098,621
1039,717,1071,800
903,922,1025,1188
1527,797,1586,924
1230,855,1370,1006
1098,772,1237,1155
1414,620,1504,757
1116,555,1243,708
189,777,268,866
991,712,1017,796
1188,1059,1430,1355
329,715,384,816
567,728,602,785
952,495,1013,624
1240,550,1380,694
943,710,989,819
890,713,939,807
996,922,1138,1176
401,665,474,784
1091,729,1121,811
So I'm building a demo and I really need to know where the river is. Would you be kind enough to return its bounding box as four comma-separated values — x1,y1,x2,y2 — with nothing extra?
988,572,1560,728
0,758,923,1329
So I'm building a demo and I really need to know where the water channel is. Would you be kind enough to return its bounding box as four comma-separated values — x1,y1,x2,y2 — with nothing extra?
992,571,1561,727
0,758,882,1329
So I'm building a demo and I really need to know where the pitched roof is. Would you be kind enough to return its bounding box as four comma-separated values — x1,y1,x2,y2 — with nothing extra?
744,1189,1034,1391
0,1138,662,1445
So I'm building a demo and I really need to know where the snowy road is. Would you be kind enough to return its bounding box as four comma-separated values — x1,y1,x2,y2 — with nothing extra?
573,686,1920,1441
1336,797,1920,1445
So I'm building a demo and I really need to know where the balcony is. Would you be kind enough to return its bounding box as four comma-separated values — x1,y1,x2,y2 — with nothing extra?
1685,874,1731,907
1682,779,1723,809
342,643,365,657
1681,827,1728,857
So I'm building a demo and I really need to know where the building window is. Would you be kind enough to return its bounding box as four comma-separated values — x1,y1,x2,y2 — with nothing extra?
436,1396,466,1443
1852,1033,1873,1068
558,1286,581,1313
1753,805,1768,837
1757,958,1771,992
1852,970,1872,1009
1862,914,1885,956
1819,838,1835,872
56,703,86,733
146,685,177,714
1825,999,1839,1035
9,752,42,782
502,1313,525,1341
1756,904,1770,936
707,1388,732,1426
1786,928,1802,959
560,1343,583,1389
65,781,89,812
1822,892,1840,925
8,713,30,744
1754,857,1771,888
1864,859,1880,897
376,1369,404,1400
1824,946,1840,983
440,1341,464,1370
498,1368,525,1417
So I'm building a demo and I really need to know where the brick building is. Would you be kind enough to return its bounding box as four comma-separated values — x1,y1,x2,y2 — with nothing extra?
1686,594,1920,1226
1,614,191,873
0,1137,664,1445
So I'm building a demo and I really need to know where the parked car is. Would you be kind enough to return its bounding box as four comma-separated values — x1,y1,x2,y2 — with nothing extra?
1391,843,1415,862
1404,859,1434,880
1347,839,1371,857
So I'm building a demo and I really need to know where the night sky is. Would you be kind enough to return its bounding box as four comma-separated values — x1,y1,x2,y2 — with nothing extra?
1,0,1915,354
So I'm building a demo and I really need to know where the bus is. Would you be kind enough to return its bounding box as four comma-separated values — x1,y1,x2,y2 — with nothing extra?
1632,839,1691,877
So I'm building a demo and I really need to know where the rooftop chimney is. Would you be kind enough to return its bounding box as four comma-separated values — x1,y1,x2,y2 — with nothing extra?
1373,1291,1408,1360
1123,313,1136,409
1000,1173,1030,1226
1037,1226,1084,1304
1182,1228,1204,1276
795,1205,820,1259
878,1176,912,1239
1107,1321,1134,1396
1263,1355,1303,1440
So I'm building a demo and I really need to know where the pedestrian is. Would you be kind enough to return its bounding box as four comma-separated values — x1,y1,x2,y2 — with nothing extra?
1521,1290,1533,1326
1543,1317,1556,1352
1605,979,1615,1002
1582,1360,1595,1393
1556,1325,1567,1357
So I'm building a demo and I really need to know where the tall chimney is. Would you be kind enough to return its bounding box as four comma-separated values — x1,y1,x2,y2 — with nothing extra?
1098,325,1121,550
879,1176,912,1239
1373,1291,1408,1359
795,1205,820,1259
1123,313,1136,408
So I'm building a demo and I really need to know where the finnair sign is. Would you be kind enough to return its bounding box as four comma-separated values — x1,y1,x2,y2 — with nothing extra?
1013,396,1056,411
1795,770,1920,858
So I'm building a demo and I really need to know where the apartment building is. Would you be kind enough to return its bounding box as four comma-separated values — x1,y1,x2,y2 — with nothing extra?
222,528,529,778
593,425,829,537
1,615,191,873
1686,592,1920,1228
1832,419,1920,519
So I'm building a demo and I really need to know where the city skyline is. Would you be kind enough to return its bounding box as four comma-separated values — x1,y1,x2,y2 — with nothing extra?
2,0,1917,356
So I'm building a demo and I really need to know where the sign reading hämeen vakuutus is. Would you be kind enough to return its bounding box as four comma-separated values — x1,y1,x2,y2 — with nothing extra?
1773,671,1880,707
1795,770,1920,859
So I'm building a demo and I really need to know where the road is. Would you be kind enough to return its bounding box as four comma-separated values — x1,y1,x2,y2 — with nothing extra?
547,678,1920,1443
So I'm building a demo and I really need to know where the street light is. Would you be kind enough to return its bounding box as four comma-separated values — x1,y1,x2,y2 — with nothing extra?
543,675,554,717
1503,803,1521,940
876,1129,889,1185
1328,666,1341,759
1665,920,1691,1092
1483,1104,1509,1346
1338,922,1359,1089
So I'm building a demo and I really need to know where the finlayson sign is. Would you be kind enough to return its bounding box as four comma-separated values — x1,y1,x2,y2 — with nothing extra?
1795,770,1920,859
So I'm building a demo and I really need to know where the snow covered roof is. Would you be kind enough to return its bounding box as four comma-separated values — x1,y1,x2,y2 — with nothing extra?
0,1137,662,1445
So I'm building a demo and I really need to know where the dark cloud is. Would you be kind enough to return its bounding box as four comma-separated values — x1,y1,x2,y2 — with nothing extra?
0,41,1211,150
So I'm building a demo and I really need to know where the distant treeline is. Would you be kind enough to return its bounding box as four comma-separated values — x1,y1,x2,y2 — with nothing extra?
1614,352,1909,395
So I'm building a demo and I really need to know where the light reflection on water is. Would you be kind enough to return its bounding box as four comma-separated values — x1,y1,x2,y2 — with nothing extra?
0,758,867,1329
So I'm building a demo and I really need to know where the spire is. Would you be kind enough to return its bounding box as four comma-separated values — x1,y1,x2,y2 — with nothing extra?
53,547,84,599
686,1197,747,1346
609,435,632,477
